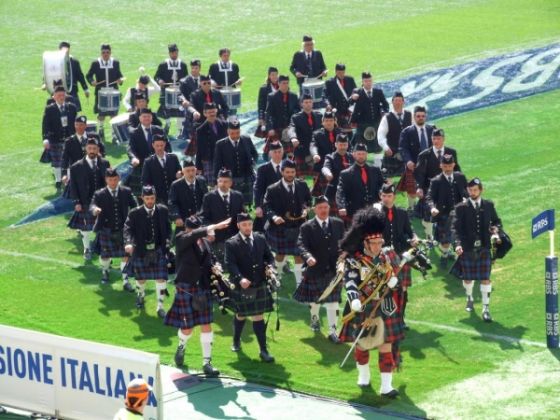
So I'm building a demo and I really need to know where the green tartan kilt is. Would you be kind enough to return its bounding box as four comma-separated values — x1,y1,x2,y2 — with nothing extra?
230,283,274,317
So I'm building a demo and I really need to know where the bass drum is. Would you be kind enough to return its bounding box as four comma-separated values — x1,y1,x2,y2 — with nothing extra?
43,49,71,94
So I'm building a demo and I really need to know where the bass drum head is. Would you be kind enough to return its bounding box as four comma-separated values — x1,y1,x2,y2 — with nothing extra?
43,50,70,94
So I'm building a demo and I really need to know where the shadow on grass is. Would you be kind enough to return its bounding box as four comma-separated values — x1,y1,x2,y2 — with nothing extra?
300,334,354,368
458,311,529,351
347,384,427,419
403,329,459,365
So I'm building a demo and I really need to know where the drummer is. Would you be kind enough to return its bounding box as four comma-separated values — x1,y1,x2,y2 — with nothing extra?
123,75,160,112
155,44,188,136
290,35,327,96
179,59,203,141
208,48,242,116
85,44,124,143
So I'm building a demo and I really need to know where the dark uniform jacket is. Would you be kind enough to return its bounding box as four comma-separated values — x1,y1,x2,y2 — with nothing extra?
287,111,323,158
168,176,208,221
323,76,357,114
68,157,110,206
91,186,137,232
62,133,106,173
349,87,388,125
309,128,341,172
42,102,77,143
201,189,245,242
323,151,353,200
415,146,461,192
290,50,327,85
208,61,240,87
175,227,216,287
213,136,258,179
378,205,415,254
452,199,501,252
194,119,228,169
253,161,283,208
399,124,434,164
298,216,345,277
141,153,181,203
263,179,311,230
265,90,300,131
225,232,274,285
426,172,468,220
124,204,171,257
336,163,383,216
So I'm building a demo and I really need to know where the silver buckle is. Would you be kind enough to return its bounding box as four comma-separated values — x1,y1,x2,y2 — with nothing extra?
474,240,481,247
146,243,155,250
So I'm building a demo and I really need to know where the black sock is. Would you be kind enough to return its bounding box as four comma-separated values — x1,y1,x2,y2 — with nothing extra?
252,319,267,352
233,317,246,344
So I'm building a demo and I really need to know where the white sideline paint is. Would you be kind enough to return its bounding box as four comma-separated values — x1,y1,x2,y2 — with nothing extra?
0,248,547,351
417,350,560,419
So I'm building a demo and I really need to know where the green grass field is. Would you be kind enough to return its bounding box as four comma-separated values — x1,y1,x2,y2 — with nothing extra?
1,0,560,418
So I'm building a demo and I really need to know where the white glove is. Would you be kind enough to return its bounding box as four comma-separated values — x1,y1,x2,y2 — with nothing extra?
351,299,362,312
387,276,398,289
401,251,413,263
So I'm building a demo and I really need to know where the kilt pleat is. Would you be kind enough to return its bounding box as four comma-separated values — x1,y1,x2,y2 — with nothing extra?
164,284,214,329
450,248,492,280
95,228,126,258
265,226,300,255
293,271,341,303
131,248,168,280
68,210,96,231
230,284,274,317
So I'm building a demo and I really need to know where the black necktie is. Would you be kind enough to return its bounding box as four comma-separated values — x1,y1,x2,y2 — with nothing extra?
275,165,281,178
112,189,117,198
321,221,328,233
475,202,480,212
437,150,442,162
448,176,453,184
245,236,253,250
288,184,294,197
223,194,229,205
420,128,427,150
148,209,154,217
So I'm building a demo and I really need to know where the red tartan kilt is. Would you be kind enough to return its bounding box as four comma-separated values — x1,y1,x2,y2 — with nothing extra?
400,264,412,288
311,174,329,197
339,300,405,344
396,168,417,195
164,284,214,329
185,130,197,156
294,155,314,177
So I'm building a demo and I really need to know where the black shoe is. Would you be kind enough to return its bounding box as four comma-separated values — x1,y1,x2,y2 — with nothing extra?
259,350,275,363
439,256,448,268
101,270,109,284
174,344,185,367
358,382,371,389
231,341,241,352
482,308,493,322
136,295,145,309
123,282,135,293
381,389,400,399
310,315,320,332
55,181,62,191
157,308,167,318
465,298,474,312
327,333,341,344
202,361,220,377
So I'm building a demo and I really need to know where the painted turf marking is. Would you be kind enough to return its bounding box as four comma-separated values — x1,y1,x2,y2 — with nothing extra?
416,350,560,419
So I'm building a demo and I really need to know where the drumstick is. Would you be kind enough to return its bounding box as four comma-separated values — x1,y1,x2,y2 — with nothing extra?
107,77,126,86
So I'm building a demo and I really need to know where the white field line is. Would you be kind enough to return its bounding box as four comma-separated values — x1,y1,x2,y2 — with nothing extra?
416,350,560,420
0,248,548,350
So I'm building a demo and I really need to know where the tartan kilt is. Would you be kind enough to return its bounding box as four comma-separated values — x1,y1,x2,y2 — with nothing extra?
400,264,412,288
335,111,353,132
264,128,291,155
294,155,315,177
232,176,254,206
396,168,417,195
68,209,96,231
164,284,214,329
382,155,405,178
293,271,340,303
230,283,274,317
339,298,404,344
125,165,143,197
265,226,301,256
185,130,197,156
450,248,492,281
434,212,455,244
94,228,126,258
201,160,216,186
311,173,329,197
48,143,64,168
131,248,169,280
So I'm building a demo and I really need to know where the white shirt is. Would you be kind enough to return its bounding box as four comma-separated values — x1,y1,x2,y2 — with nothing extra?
281,179,295,192
443,172,454,183
86,156,97,168
219,190,230,201
469,198,481,208
315,216,329,227
156,154,166,166
433,146,444,156
144,205,155,215
229,137,240,148
415,124,428,143
241,233,254,242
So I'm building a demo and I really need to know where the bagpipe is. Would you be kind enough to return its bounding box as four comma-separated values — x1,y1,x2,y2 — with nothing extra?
490,228,513,261
209,262,235,313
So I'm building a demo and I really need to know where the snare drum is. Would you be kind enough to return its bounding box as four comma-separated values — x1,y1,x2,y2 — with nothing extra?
221,87,242,110
86,120,98,136
98,88,120,113
164,87,181,110
110,113,131,144
302,78,325,103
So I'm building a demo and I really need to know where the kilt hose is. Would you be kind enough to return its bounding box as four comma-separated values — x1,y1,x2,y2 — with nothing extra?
266,225,301,256
433,212,455,244
396,168,417,195
450,248,492,281
48,143,64,168
339,294,405,344
232,176,254,207
125,165,143,197
293,270,341,303
68,209,96,231
201,160,216,186
230,283,274,317
94,228,126,259
131,248,168,280
164,284,214,329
